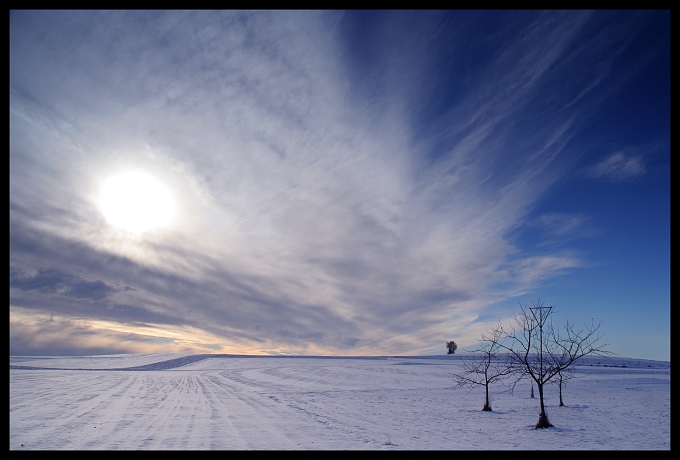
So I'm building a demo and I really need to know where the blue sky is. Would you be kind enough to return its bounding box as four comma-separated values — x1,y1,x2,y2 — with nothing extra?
9,11,670,361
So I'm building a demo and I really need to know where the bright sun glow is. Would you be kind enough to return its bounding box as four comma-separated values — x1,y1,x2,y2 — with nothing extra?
99,170,176,233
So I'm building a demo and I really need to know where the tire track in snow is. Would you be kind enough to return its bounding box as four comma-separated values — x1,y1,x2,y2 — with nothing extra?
11,371,143,449
214,366,391,448
202,371,325,449
135,373,222,449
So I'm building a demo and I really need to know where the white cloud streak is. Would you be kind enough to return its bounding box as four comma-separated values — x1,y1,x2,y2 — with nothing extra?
530,212,596,247
587,152,646,183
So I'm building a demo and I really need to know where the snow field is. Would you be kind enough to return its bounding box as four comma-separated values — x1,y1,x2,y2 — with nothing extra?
10,355,670,450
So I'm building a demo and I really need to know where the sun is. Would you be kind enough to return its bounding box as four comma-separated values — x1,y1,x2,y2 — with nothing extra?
99,170,176,234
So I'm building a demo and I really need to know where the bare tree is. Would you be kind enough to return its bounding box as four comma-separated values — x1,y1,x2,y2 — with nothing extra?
446,340,458,355
498,299,612,429
554,365,576,407
453,324,513,411
550,324,584,407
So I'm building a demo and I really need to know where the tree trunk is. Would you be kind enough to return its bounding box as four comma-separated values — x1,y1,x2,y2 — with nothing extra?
482,381,492,411
535,383,552,429
559,379,564,407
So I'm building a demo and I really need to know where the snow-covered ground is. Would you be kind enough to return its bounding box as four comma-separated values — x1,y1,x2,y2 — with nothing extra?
10,354,670,450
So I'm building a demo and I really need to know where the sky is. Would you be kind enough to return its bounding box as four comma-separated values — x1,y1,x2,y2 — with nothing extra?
9,10,670,361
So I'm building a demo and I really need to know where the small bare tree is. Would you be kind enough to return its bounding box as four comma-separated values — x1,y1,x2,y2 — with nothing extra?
498,299,612,429
453,324,513,411
550,323,584,407
446,340,458,355
554,365,576,406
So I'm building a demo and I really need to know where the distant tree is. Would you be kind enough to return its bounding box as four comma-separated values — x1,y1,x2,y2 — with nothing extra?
498,299,612,429
446,341,458,355
452,325,513,411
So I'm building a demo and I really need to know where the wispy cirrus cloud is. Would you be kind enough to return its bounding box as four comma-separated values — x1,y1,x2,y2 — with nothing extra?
528,212,598,247
587,152,646,183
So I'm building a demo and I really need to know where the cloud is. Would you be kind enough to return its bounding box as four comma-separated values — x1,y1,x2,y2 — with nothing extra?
587,152,646,182
505,254,582,293
9,306,256,356
528,212,598,247
537,213,589,237
10,267,117,301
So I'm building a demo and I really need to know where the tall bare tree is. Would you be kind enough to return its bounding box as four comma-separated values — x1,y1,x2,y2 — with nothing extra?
453,324,513,411
498,299,612,428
